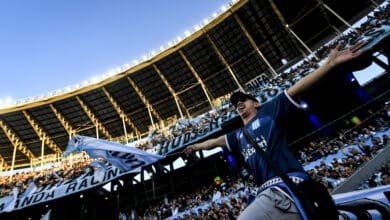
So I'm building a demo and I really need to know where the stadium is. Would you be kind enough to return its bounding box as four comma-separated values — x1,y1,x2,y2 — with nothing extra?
0,0,389,219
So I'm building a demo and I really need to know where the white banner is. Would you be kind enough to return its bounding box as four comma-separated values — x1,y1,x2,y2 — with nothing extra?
0,165,131,213
0,135,165,213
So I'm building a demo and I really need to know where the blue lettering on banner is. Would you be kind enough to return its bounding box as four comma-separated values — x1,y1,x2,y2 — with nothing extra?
21,196,34,207
78,179,88,190
66,183,77,194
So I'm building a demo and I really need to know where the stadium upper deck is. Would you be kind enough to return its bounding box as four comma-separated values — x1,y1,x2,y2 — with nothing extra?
0,0,381,169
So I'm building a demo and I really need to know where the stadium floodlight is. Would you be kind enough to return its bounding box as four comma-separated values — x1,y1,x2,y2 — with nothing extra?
194,24,201,31
220,5,228,12
184,30,191,37
91,76,99,83
159,45,165,51
203,18,209,25
176,36,182,42
212,12,218,18
5,97,13,104
107,69,116,76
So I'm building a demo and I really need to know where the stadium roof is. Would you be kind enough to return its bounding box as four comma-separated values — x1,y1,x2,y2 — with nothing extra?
0,0,375,169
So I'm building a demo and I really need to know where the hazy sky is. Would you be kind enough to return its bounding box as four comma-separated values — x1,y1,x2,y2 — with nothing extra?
0,0,230,103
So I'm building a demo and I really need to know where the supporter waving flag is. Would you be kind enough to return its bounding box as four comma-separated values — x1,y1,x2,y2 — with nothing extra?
89,160,108,182
22,181,37,198
2,188,18,212
64,135,164,171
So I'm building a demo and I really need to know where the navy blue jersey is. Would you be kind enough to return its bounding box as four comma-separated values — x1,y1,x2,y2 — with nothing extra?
225,90,305,184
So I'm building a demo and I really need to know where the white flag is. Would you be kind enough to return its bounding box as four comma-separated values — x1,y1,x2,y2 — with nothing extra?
3,188,18,212
89,160,107,182
22,181,37,198
64,135,164,171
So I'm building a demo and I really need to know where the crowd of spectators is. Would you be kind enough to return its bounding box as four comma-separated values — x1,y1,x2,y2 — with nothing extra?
247,1,390,97
361,161,390,189
0,3,389,220
0,154,93,198
136,173,256,220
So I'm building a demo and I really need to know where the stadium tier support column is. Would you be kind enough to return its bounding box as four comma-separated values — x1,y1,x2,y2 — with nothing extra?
206,34,245,92
147,104,156,130
153,64,189,118
173,96,184,118
317,0,352,28
179,50,214,110
41,136,45,171
126,77,163,124
330,25,343,35
75,96,113,140
285,25,319,61
267,0,308,58
0,155,8,175
102,87,142,138
49,104,76,140
122,115,129,144
234,14,278,76
10,142,17,181
369,0,379,7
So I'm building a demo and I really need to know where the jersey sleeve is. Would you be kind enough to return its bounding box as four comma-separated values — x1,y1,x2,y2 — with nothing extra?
260,90,302,122
225,132,239,153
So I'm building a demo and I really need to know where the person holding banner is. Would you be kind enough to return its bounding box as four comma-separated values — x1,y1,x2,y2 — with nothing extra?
184,42,371,220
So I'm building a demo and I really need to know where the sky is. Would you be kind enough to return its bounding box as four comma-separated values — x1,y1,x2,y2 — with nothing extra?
0,0,231,104
0,0,387,107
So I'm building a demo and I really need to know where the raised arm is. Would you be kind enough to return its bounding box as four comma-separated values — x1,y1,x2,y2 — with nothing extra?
287,42,368,98
183,135,226,154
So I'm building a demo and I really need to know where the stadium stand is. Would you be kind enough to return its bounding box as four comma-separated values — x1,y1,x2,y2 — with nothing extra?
0,0,389,219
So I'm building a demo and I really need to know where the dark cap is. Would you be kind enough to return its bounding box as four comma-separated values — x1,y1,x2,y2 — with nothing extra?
230,91,258,107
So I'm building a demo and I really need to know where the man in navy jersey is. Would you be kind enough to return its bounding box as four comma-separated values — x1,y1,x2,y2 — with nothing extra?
184,42,370,220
